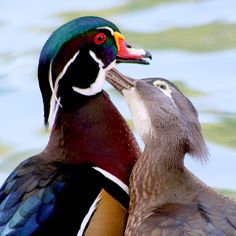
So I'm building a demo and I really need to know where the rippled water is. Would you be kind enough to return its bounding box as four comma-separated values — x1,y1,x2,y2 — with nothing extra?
112,0,236,32
0,0,235,190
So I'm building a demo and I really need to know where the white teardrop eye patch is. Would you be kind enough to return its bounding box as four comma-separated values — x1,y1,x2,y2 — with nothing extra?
153,80,172,99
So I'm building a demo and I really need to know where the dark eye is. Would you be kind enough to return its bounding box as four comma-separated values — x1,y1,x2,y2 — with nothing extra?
159,84,167,90
94,33,107,45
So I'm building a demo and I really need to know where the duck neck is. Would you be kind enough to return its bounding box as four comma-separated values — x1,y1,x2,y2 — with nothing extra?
44,91,140,185
130,137,186,206
146,138,185,170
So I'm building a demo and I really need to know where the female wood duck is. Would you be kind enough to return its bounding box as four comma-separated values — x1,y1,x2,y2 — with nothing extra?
107,69,236,236
0,16,151,235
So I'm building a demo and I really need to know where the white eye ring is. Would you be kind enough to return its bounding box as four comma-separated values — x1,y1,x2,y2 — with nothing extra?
153,80,168,90
153,80,172,99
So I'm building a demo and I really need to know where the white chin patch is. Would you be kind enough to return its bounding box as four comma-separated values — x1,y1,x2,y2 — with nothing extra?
72,51,115,96
123,89,151,142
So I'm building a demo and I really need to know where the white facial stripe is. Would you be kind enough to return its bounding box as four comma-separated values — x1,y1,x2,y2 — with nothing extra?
93,167,129,194
57,50,80,82
96,26,114,35
48,50,80,123
89,50,102,65
72,50,113,96
48,61,62,123
161,89,173,99
77,193,101,236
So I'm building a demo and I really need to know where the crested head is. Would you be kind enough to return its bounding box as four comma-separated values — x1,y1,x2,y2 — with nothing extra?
38,17,119,126
39,16,120,63
38,16,151,126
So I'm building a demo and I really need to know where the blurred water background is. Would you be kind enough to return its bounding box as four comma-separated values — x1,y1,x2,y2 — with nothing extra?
0,0,236,194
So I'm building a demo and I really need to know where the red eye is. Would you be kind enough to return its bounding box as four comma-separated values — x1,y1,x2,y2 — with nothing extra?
94,33,107,45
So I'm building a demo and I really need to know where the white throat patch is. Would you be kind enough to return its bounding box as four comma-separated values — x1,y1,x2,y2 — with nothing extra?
123,89,152,142
72,50,114,96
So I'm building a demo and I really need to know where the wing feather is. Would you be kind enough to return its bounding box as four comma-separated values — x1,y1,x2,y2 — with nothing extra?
0,156,129,235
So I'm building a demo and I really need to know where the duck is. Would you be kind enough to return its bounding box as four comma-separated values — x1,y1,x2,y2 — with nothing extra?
106,68,236,236
0,16,151,236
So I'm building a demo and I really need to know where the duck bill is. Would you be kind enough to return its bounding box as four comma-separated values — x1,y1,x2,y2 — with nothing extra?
114,32,151,65
106,68,135,92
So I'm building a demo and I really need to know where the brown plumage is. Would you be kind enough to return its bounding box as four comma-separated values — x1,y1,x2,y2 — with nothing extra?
106,68,236,236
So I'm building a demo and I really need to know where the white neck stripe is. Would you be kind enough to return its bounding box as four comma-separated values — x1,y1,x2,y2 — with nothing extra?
93,167,129,194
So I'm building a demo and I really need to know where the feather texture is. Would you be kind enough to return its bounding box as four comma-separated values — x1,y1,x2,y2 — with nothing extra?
0,156,129,235
105,70,236,236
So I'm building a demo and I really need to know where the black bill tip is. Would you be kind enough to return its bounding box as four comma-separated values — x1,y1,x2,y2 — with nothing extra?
116,49,152,65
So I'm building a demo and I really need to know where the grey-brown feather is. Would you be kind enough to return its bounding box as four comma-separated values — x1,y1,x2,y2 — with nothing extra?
136,79,208,160
121,78,236,236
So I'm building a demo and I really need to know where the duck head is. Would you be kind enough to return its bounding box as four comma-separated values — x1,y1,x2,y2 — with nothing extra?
38,16,151,126
107,68,208,161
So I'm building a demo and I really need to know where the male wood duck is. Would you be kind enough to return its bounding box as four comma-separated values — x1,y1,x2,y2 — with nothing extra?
107,68,236,236
0,16,151,235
